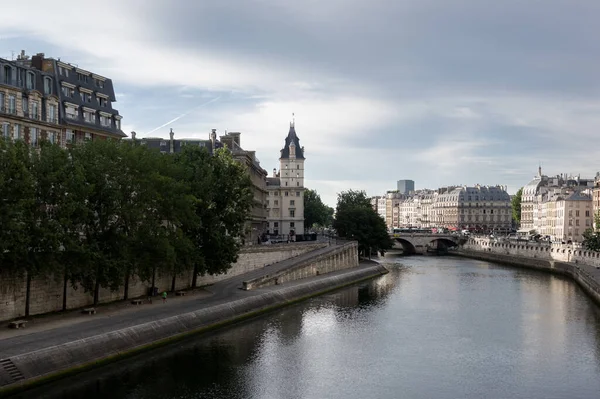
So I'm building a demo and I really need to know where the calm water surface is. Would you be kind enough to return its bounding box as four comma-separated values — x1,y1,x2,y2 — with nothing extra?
17,255,600,399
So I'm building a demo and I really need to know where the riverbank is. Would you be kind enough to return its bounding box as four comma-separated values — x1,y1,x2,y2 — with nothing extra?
452,248,600,307
0,247,386,395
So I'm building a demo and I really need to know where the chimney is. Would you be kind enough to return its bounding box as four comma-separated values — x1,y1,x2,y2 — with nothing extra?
31,53,44,70
131,131,136,140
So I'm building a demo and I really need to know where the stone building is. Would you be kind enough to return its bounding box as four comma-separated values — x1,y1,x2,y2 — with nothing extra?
537,189,592,242
266,122,305,239
128,129,268,244
521,167,593,233
0,52,61,145
1,51,125,146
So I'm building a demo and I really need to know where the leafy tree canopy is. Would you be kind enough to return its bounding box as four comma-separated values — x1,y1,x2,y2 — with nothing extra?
333,190,393,257
583,212,600,251
304,189,334,229
512,187,523,224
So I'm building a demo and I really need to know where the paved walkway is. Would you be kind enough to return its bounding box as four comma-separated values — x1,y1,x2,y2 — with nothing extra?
0,243,352,359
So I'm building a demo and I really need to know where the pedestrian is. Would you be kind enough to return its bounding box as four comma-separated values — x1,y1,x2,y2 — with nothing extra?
162,291,167,303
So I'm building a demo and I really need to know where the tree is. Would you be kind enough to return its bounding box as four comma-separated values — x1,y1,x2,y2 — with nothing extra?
582,212,600,251
512,187,523,225
333,190,393,257
304,189,334,229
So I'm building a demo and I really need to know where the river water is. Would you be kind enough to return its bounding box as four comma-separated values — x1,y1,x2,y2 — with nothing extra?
16,254,600,399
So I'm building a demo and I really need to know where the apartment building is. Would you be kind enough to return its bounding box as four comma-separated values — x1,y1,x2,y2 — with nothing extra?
0,53,61,145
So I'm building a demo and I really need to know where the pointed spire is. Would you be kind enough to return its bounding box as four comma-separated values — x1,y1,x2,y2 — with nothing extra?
291,112,295,128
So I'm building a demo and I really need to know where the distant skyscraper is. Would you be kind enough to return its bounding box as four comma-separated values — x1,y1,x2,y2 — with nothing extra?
397,180,415,195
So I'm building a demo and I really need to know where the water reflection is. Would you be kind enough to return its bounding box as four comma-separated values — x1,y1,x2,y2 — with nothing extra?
11,256,600,399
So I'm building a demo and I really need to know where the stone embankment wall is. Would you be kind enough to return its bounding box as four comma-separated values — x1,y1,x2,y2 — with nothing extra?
0,243,327,322
0,264,388,394
458,238,600,305
243,241,359,290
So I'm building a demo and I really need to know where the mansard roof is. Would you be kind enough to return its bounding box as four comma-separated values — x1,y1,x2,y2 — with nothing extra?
280,123,305,160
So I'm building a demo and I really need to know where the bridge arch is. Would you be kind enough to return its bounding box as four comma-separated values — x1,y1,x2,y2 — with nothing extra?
428,238,459,250
394,238,417,254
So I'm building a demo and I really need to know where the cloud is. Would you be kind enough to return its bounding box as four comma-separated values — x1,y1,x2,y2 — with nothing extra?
1,0,599,207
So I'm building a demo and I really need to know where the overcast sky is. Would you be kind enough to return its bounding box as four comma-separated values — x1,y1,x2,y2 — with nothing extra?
2,0,599,206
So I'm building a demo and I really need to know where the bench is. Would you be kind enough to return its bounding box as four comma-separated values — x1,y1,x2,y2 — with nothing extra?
175,291,186,296
131,299,144,305
9,320,27,329
82,308,96,315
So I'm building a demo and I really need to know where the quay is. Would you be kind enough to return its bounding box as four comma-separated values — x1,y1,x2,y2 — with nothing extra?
453,237,600,306
0,241,387,395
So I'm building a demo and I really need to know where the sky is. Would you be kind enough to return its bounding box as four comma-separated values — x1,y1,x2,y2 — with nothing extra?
2,0,599,207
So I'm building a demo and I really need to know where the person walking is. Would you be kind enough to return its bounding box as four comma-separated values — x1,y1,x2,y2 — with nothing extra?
162,291,167,303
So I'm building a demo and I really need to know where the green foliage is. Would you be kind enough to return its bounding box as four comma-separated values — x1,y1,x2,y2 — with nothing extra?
333,190,393,257
304,189,334,229
0,137,254,305
512,187,522,224
582,212,600,251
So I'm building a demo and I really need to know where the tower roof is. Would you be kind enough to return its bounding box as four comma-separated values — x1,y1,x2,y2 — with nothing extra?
280,122,305,159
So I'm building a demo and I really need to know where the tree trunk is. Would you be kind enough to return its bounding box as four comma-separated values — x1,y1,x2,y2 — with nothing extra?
192,264,198,288
25,272,32,317
62,272,68,311
151,265,156,295
123,272,130,300
93,278,100,306
171,274,176,292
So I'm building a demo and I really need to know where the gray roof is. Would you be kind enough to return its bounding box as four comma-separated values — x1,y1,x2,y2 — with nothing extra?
565,191,592,201
266,177,281,187
279,124,304,159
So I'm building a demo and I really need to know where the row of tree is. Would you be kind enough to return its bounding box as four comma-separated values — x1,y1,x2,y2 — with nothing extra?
0,138,253,314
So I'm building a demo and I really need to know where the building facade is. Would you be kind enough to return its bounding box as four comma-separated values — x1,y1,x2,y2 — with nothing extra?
1,51,125,146
0,52,61,146
397,179,415,195
266,122,305,238
128,129,268,244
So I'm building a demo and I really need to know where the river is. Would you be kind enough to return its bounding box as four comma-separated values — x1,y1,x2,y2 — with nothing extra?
14,254,600,399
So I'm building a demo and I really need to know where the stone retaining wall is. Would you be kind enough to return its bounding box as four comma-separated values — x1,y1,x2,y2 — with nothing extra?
243,242,359,290
0,243,327,322
457,239,600,305
0,263,388,394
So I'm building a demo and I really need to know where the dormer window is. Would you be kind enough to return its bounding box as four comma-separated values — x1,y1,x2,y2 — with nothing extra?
44,77,52,94
25,72,34,90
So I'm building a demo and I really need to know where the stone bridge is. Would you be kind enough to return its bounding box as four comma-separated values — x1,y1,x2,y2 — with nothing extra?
390,233,464,255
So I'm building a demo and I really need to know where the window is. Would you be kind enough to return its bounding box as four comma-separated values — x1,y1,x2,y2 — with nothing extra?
26,72,34,90
290,200,295,206
65,129,74,143
576,210,580,217
77,73,89,83
290,222,295,228
285,181,288,186
8,95,15,114
94,78,104,88
576,220,580,226
0,91,4,111
274,200,278,206
297,164,299,169
296,191,300,197
97,97,108,107
13,124,21,140
84,110,96,123
285,191,289,196
59,66,69,77
80,92,92,103
84,132,92,141
44,77,52,94
274,222,279,228
30,127,38,147
48,104,57,123
47,131,56,144
297,182,299,186
31,101,39,119
3,66,11,84
2,122,9,138
65,105,78,119
100,115,111,127
62,86,74,97
289,209,295,217
115,117,121,130
586,210,590,217
569,210,572,217
22,95,28,115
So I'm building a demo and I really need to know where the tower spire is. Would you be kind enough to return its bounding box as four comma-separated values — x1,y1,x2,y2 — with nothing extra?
291,112,295,128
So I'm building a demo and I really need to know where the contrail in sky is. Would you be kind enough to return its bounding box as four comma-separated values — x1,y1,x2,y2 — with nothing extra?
144,95,222,136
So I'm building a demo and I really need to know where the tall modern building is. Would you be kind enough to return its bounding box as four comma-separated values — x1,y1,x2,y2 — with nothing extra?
266,121,305,238
397,179,415,195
